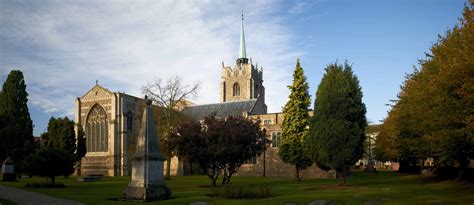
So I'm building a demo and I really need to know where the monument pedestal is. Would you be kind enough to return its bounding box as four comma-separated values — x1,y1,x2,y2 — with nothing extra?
122,98,171,201
123,186,171,201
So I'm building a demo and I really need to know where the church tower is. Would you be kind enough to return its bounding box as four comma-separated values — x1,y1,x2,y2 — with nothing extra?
220,12,265,104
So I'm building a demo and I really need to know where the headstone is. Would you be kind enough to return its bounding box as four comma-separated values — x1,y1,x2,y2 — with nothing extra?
2,157,16,181
123,98,171,201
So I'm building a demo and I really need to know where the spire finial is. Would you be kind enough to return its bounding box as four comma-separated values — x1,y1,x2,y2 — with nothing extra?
239,10,247,59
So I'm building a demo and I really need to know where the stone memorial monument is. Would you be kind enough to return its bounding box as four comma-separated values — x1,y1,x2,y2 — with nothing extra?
2,157,16,181
123,97,171,201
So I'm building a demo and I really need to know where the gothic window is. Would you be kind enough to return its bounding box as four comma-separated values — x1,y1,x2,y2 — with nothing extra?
271,132,281,147
86,105,108,152
126,112,133,132
233,83,240,96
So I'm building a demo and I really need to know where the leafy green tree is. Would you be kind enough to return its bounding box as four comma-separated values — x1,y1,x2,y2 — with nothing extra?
174,114,266,186
0,70,33,162
373,114,399,162
24,148,75,185
42,117,76,155
308,61,367,186
375,2,473,178
278,59,313,181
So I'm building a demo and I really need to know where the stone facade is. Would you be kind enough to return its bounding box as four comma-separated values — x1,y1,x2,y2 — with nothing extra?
74,84,179,177
239,112,335,178
220,58,265,105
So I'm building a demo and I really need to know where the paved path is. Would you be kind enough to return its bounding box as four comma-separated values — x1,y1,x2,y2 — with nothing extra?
0,185,84,205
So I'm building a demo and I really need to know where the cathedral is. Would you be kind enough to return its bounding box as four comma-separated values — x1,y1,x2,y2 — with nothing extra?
74,15,334,178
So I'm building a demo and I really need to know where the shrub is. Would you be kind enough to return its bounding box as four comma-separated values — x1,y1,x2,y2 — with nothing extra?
23,148,75,185
212,184,274,199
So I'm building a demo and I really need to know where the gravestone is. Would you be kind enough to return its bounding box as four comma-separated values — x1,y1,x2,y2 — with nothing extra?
2,157,16,181
123,98,171,201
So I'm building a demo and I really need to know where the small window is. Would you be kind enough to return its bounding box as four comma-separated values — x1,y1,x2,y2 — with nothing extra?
271,132,281,147
233,83,240,96
263,119,271,125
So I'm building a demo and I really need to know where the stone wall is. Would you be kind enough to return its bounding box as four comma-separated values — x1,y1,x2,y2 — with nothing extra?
236,148,336,179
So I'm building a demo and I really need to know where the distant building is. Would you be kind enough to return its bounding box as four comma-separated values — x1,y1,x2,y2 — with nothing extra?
74,14,333,178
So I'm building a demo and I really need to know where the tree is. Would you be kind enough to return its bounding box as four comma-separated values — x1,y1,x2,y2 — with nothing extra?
374,115,399,162
173,114,266,186
42,117,76,155
75,126,87,176
142,75,199,179
0,70,33,163
278,59,313,181
307,61,367,186
374,2,473,178
76,126,87,161
170,119,205,175
24,148,75,185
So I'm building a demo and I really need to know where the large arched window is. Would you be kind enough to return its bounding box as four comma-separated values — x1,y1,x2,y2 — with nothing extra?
86,105,108,152
233,83,240,96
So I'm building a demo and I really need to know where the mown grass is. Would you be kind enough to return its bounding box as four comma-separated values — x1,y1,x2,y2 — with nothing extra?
1,171,473,205
0,198,17,205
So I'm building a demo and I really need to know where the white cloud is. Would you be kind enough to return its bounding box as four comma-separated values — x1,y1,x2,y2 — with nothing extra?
288,0,307,14
0,0,299,132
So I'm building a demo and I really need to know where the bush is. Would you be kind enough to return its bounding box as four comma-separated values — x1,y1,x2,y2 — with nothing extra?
212,184,274,199
23,148,75,185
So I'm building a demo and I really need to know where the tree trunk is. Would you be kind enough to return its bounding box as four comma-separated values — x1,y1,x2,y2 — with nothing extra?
262,148,266,177
295,166,301,181
76,161,82,176
457,158,468,180
337,169,345,187
165,154,171,180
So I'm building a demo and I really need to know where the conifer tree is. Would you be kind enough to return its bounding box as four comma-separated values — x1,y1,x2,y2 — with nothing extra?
0,70,33,162
42,117,76,155
307,62,367,186
278,59,313,181
76,125,87,162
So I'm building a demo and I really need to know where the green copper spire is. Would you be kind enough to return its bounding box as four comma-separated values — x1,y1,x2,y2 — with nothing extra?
239,11,247,59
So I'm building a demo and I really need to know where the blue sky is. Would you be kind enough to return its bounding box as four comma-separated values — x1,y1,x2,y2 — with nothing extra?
0,0,466,135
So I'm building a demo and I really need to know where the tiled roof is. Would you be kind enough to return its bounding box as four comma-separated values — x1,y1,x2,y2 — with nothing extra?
183,99,257,120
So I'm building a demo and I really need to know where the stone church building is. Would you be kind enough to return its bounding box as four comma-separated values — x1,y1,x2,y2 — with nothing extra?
74,15,333,178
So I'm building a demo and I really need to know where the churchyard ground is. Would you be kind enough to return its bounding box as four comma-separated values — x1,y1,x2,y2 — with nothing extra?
1,171,473,205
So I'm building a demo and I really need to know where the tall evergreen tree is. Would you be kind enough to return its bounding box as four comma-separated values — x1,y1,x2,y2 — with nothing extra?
0,70,33,162
42,117,76,155
75,125,87,162
308,62,367,186
278,59,313,181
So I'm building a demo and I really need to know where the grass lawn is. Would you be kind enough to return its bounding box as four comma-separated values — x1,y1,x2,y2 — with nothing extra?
0,198,17,205
1,171,473,205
